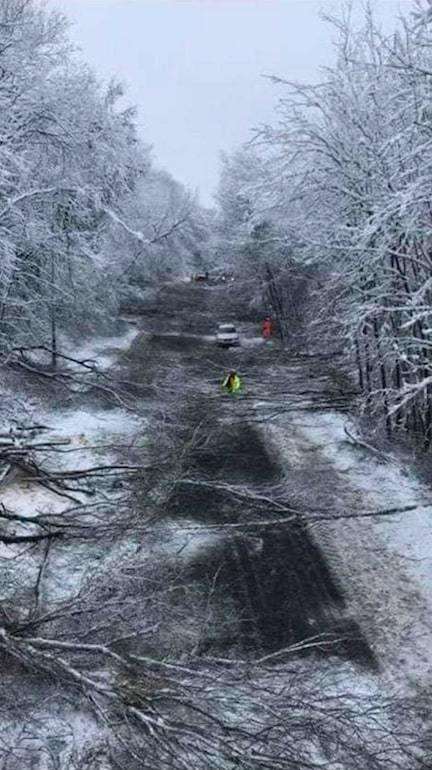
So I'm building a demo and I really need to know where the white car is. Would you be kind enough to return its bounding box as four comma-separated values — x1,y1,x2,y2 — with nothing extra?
216,323,240,348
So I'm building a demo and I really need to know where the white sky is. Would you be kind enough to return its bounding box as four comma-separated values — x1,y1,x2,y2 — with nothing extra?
52,0,410,205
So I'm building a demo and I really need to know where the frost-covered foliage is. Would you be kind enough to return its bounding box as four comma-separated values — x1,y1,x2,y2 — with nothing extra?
0,0,208,355
218,1,432,446
215,148,308,341
109,168,210,291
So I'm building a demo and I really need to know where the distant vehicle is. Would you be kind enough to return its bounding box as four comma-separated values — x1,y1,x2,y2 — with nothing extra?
192,271,209,282
216,323,240,348
209,269,235,284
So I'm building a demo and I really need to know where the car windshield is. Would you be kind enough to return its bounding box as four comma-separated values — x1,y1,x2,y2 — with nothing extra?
219,324,236,333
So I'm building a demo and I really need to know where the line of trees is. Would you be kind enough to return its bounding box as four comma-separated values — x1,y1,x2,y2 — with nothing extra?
0,0,209,366
215,0,432,447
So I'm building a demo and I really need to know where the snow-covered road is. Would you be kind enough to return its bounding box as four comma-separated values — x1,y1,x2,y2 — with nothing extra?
0,281,430,767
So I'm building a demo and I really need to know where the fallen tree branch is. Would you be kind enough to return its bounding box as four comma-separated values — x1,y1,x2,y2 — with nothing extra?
0,530,63,544
170,480,425,528
343,425,395,464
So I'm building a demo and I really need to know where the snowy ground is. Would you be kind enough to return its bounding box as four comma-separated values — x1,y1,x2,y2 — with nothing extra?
0,324,144,598
61,325,140,371
263,406,432,695
0,325,151,765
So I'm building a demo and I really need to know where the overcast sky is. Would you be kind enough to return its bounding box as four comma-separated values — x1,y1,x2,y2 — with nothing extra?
52,0,409,206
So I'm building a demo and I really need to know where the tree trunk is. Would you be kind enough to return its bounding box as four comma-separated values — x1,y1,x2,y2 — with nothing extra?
50,254,57,370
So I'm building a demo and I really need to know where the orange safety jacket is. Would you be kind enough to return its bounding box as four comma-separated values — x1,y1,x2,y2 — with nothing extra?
262,319,273,339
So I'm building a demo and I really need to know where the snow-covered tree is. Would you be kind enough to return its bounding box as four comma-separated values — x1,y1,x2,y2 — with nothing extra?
0,0,209,361
217,0,432,446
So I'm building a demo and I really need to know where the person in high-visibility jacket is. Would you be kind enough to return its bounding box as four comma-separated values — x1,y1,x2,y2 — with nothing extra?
222,370,242,395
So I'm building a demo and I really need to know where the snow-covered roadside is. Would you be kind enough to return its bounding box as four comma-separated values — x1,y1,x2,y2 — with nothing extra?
262,406,432,694
0,324,148,761
294,412,432,601
60,324,140,371
1,409,141,512
10,321,141,374
0,325,144,598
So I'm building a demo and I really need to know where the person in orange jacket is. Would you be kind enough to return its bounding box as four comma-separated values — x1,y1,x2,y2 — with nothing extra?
262,316,273,339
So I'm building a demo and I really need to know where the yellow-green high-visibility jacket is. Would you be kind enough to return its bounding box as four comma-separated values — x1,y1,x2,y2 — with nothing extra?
223,374,242,393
